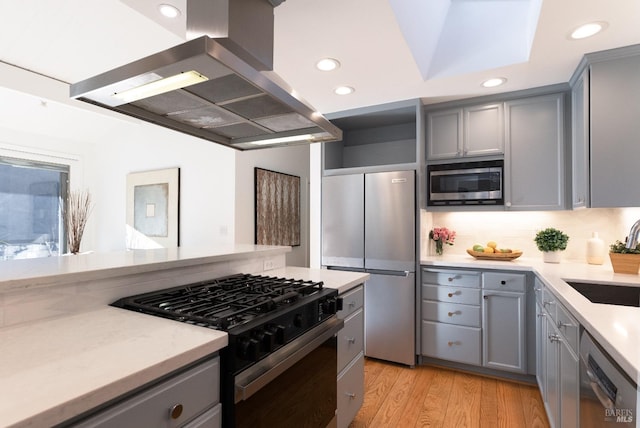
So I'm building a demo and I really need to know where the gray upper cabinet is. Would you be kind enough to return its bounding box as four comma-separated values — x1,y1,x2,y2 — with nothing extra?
427,103,504,160
589,51,640,207
464,103,504,157
427,108,462,160
504,93,565,210
571,69,589,209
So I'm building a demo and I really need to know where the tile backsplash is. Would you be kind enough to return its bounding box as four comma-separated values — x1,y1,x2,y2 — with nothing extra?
421,207,640,262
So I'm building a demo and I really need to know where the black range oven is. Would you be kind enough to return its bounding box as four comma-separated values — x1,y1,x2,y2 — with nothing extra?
112,273,343,428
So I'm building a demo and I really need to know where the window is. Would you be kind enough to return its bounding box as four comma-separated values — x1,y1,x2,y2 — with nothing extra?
0,156,69,260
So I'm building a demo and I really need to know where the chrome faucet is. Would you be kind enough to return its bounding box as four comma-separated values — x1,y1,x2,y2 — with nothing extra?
626,219,640,249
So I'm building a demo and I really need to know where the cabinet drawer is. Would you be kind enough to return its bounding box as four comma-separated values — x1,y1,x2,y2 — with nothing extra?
338,285,364,320
338,308,364,372
422,300,481,327
421,321,481,366
483,272,526,292
422,269,480,288
337,352,365,428
74,357,220,428
556,302,579,354
422,284,481,305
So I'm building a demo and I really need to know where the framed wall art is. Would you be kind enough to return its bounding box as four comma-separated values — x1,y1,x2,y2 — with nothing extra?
254,167,300,247
126,167,180,249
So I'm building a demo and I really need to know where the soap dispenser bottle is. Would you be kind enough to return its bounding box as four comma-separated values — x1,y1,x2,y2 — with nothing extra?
586,232,605,265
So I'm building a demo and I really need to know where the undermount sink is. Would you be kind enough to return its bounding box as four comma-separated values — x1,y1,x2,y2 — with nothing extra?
565,281,640,307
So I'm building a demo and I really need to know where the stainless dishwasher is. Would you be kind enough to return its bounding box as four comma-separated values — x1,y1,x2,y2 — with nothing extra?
579,330,636,427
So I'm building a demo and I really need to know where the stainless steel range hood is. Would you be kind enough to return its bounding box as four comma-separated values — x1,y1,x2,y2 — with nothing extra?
70,0,341,150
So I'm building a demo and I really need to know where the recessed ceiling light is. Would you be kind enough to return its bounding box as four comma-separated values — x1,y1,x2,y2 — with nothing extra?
158,4,181,18
316,58,340,72
570,21,608,39
334,86,355,95
482,78,507,88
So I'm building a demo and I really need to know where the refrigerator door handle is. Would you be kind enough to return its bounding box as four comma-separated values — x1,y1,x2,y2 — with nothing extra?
365,269,411,277
326,266,367,273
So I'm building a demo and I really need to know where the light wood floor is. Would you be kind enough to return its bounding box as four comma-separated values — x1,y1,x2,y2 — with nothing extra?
349,358,549,428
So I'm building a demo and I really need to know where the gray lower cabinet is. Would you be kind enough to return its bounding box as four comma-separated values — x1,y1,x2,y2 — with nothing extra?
482,290,526,373
421,268,482,366
544,316,561,428
481,272,526,373
70,357,221,428
337,285,365,428
421,268,527,374
534,280,546,395
537,280,580,428
504,93,565,210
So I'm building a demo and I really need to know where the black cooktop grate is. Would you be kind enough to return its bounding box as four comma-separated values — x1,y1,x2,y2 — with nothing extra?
112,273,324,330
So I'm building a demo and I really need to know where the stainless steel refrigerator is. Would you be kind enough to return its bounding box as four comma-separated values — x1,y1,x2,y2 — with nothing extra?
322,170,416,366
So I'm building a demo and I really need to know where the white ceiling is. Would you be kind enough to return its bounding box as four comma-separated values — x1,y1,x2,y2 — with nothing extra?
1,0,639,116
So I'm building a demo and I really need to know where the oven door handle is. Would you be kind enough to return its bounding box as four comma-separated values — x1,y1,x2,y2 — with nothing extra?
234,316,344,403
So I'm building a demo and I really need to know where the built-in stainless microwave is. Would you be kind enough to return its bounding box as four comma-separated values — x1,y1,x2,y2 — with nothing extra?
427,160,503,206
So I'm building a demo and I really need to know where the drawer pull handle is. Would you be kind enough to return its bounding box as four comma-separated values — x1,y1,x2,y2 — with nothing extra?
543,300,555,307
557,321,571,329
346,337,356,344
447,291,460,298
345,392,356,399
448,277,454,282
447,311,460,317
169,404,183,420
500,280,506,285
349,301,357,308
537,313,546,318
447,341,460,347
548,334,561,343
534,288,541,292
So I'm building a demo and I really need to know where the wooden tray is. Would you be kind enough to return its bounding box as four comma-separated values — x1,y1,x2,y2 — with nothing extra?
466,249,523,261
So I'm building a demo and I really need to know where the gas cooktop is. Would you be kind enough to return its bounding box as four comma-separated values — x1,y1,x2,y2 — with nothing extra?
112,273,334,331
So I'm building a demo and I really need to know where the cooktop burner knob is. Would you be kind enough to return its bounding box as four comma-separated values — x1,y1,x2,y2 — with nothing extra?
237,337,260,362
252,329,275,352
266,324,286,345
321,298,337,314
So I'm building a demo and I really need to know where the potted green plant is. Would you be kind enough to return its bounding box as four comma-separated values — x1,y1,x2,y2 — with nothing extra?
609,240,640,274
534,228,569,263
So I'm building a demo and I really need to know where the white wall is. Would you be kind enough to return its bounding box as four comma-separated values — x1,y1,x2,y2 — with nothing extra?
1,65,236,253
235,144,310,267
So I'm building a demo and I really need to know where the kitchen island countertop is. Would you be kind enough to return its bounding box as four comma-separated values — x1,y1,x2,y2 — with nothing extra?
421,255,640,383
0,250,369,428
0,307,228,428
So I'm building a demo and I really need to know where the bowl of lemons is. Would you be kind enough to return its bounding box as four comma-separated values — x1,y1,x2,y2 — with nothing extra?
466,241,523,261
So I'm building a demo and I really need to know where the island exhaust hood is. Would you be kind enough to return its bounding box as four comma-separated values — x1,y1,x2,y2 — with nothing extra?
70,0,341,150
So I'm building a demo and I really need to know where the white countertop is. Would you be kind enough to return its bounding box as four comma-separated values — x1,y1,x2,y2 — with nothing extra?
0,307,228,428
0,258,368,428
0,244,289,293
421,255,640,383
267,266,369,294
